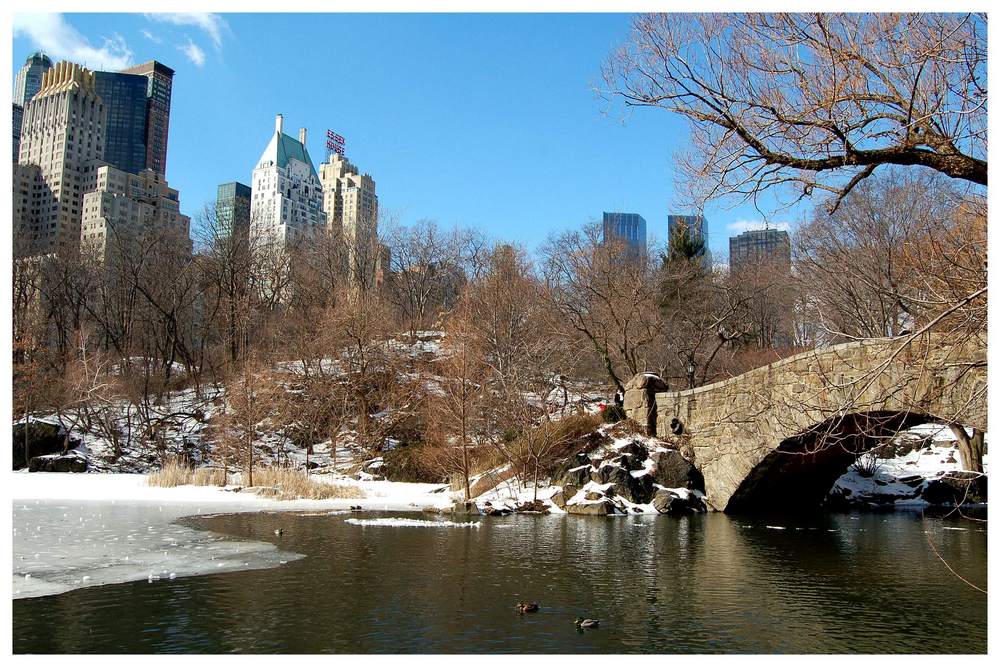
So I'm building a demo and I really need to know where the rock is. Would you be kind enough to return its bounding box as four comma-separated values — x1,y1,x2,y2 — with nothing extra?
921,473,987,505
514,499,549,514
452,500,481,515
652,489,697,515
565,500,618,515
27,454,88,473
650,450,704,491
550,489,567,509
483,505,511,516
561,464,593,488
12,421,80,470
618,441,649,463
584,491,604,501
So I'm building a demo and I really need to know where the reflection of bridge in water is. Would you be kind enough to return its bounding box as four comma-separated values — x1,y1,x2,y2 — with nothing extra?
624,335,987,512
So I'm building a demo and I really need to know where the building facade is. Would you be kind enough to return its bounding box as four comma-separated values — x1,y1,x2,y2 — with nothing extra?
602,211,647,258
94,72,149,175
120,61,174,176
216,181,252,237
14,52,53,106
667,214,706,245
250,114,326,248
728,228,791,271
16,61,106,256
13,103,23,162
320,153,379,286
81,164,191,260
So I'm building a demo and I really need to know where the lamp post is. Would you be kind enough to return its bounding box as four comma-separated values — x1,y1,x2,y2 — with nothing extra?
687,362,695,389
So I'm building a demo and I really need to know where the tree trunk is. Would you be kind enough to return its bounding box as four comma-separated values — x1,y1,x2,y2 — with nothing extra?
949,425,985,473
532,458,540,503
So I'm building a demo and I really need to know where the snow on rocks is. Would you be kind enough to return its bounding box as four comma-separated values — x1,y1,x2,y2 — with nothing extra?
828,424,989,508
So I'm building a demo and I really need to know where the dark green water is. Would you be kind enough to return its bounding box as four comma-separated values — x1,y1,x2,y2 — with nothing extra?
13,510,987,653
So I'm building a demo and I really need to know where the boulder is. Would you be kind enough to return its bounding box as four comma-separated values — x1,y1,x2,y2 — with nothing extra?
650,450,704,491
652,489,696,515
565,500,618,515
28,454,88,473
618,441,649,463
452,500,481,515
584,491,604,501
616,453,645,472
561,464,593,488
514,499,549,514
12,421,80,470
550,489,567,509
921,473,987,505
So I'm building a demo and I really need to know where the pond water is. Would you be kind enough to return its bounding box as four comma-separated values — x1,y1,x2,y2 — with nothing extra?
12,508,987,653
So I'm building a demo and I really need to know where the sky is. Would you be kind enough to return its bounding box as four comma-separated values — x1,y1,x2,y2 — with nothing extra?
12,12,798,259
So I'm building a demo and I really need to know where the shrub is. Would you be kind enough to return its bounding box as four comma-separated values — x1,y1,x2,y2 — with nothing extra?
600,404,626,423
247,467,365,500
148,459,228,487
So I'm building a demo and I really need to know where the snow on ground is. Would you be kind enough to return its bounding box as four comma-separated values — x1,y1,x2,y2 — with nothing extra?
830,423,989,506
11,472,459,599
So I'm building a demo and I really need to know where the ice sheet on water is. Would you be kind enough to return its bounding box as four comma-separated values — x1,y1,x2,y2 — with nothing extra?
344,517,481,528
12,500,302,600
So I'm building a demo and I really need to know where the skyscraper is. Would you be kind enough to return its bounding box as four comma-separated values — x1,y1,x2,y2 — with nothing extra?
120,61,174,176
728,228,791,272
602,212,647,258
14,52,53,106
216,181,252,237
94,72,149,175
667,214,706,245
250,114,326,248
320,153,379,286
16,61,106,255
13,103,23,162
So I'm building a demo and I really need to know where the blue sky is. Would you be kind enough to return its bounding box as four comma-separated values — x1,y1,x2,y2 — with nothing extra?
13,12,797,259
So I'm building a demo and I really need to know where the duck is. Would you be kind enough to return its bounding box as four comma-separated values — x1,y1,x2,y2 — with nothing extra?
516,602,540,614
273,528,284,536
575,618,599,629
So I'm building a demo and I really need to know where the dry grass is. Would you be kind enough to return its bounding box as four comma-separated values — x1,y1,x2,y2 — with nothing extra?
147,460,228,487
247,467,366,501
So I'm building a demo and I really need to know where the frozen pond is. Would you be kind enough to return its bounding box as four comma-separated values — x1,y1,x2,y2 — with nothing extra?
12,499,302,599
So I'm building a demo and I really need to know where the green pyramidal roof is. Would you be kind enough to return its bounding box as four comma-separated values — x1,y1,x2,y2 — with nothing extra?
257,130,318,179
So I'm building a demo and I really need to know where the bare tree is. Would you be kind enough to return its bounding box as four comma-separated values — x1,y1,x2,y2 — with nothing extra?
603,13,987,211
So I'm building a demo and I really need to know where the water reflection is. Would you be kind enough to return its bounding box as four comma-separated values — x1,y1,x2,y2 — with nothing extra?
13,510,986,654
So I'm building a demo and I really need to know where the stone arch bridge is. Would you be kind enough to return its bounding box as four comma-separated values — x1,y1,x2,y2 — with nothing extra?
624,335,986,513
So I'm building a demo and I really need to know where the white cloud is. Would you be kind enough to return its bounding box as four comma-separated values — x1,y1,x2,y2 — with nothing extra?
177,38,205,67
726,219,792,234
145,13,227,49
140,28,162,44
13,13,133,70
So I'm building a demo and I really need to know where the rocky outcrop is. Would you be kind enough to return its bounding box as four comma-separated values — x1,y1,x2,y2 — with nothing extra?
650,450,704,491
28,454,88,473
12,421,81,470
565,500,619,515
920,472,987,505
652,488,707,515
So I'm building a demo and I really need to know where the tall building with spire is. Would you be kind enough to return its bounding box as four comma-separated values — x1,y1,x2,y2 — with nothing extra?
14,52,53,106
250,114,326,248
16,61,106,255
120,61,174,176
320,153,379,286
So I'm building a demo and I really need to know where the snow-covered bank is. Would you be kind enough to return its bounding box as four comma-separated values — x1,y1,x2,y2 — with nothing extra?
11,472,458,600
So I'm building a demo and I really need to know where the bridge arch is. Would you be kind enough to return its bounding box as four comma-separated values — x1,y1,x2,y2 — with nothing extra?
624,335,986,512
